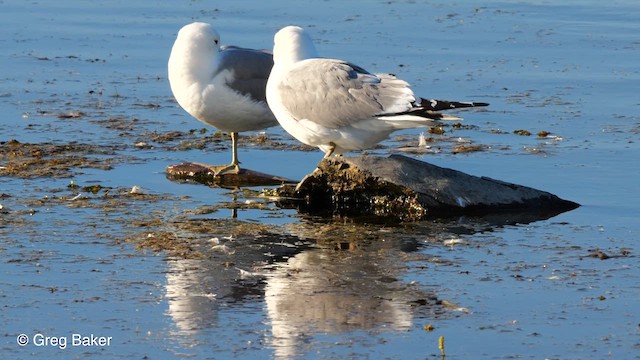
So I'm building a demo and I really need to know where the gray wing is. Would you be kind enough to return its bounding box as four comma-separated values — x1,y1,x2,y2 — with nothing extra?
217,45,273,102
277,59,415,129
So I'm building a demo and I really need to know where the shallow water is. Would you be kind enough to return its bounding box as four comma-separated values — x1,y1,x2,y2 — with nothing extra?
1,0,639,359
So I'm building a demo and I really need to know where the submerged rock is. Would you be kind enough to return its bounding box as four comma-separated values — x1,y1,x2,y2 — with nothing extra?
274,154,579,222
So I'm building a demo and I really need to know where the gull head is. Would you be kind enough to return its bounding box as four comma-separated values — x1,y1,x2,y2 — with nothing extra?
169,22,221,90
174,22,221,57
273,25,318,66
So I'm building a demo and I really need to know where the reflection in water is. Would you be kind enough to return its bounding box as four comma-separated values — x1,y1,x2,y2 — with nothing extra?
165,259,220,337
162,198,569,356
162,209,558,357
164,243,267,341
264,249,418,359
162,217,450,357
163,225,306,348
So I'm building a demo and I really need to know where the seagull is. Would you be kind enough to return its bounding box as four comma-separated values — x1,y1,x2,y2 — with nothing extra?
266,26,488,158
168,22,277,175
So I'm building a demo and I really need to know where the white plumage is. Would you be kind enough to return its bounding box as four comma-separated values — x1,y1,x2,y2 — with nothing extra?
168,22,277,174
266,26,488,158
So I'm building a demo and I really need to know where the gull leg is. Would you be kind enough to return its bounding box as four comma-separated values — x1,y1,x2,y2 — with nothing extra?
230,132,240,168
295,142,338,191
323,142,337,158
212,132,241,176
318,142,336,168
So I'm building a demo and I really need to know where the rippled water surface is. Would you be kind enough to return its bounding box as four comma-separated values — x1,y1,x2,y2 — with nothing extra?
1,1,639,359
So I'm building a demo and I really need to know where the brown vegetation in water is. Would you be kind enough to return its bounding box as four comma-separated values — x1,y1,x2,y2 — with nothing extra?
0,139,118,178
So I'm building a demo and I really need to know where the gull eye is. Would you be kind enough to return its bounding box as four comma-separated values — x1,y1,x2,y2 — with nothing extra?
214,39,219,45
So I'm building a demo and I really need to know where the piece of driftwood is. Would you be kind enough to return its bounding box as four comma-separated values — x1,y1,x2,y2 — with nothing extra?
166,162,295,187
273,154,579,222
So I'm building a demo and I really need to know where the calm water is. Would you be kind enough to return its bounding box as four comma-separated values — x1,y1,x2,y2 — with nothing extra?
1,0,639,359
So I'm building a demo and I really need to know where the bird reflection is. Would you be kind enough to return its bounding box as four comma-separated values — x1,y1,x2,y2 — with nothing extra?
165,259,220,337
264,249,417,359
162,218,444,357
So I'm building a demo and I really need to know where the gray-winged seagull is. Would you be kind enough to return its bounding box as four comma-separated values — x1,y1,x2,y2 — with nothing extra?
168,22,277,175
266,26,488,158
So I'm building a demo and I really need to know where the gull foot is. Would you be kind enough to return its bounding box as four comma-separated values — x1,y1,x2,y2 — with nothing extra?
209,164,241,177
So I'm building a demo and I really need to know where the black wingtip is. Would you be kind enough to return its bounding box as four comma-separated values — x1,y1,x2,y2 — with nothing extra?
420,98,489,111
471,102,490,107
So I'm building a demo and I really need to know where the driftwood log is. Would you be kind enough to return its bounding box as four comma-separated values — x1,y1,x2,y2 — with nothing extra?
272,154,579,222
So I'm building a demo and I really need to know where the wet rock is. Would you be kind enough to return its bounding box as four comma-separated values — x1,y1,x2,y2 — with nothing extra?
166,162,296,187
275,154,579,222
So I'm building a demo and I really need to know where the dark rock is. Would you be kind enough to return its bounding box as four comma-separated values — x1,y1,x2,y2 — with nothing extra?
275,154,579,222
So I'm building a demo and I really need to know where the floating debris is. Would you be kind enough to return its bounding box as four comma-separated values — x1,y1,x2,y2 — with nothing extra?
523,146,547,155
418,132,428,147
81,184,103,194
440,299,470,313
134,141,151,149
452,144,485,154
443,238,467,248
591,250,609,259
514,129,532,136
583,248,631,260
130,185,145,194
56,111,85,119
211,243,235,255
237,267,260,279
68,193,84,201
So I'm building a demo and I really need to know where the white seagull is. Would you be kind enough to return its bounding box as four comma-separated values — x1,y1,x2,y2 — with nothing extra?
168,22,277,175
266,26,488,158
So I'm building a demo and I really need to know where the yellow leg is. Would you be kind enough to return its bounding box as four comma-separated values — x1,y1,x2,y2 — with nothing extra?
296,143,338,191
212,132,241,176
230,132,239,167
323,142,337,158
